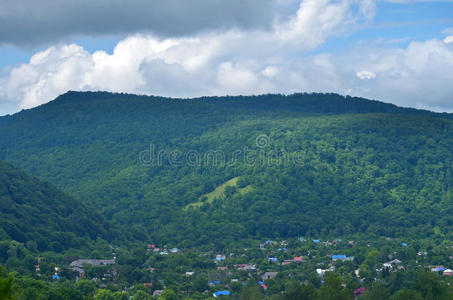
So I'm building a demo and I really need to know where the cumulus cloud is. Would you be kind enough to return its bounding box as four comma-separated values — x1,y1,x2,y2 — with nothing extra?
445,36,453,44
0,0,274,47
1,0,453,112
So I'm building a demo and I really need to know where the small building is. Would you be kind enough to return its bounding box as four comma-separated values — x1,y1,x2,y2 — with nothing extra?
70,259,116,268
282,260,294,265
443,269,453,276
185,272,195,276
153,290,163,297
268,257,278,263
354,287,366,296
332,255,354,262
208,281,222,287
431,266,447,273
217,266,228,271
216,255,226,262
262,272,278,281
213,291,230,297
258,281,268,290
332,255,347,261
383,259,401,269
234,264,256,270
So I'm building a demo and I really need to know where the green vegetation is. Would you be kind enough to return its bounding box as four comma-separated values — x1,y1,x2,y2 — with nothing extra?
1,91,452,246
0,160,122,252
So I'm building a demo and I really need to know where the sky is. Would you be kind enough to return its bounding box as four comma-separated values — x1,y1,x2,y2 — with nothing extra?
0,0,453,116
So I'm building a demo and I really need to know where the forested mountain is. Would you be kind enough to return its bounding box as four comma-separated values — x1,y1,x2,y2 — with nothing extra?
1,91,453,247
0,160,118,252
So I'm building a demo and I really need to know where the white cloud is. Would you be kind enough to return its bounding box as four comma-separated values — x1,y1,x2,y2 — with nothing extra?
445,36,453,44
356,70,377,80
1,0,453,113
262,66,279,77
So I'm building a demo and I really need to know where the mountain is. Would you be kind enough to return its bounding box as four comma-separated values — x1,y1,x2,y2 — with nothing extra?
0,160,117,252
1,91,453,246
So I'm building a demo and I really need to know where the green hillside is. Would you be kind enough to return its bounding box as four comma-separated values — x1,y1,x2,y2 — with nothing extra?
1,91,453,246
0,160,117,252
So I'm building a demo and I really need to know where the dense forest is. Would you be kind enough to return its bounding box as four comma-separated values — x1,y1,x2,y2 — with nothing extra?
1,92,453,247
0,160,122,251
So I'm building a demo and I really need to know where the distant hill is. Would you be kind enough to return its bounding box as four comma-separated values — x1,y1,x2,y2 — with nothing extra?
1,91,453,246
0,160,117,252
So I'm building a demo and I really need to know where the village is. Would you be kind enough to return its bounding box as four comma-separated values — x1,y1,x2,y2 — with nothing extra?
48,236,453,298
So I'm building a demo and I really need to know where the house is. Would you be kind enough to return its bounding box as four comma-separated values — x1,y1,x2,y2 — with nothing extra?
262,272,278,281
52,275,60,280
354,287,366,296
185,272,195,276
282,260,294,265
71,266,85,278
169,248,179,253
153,290,163,297
268,257,278,263
430,266,447,272
217,266,228,271
234,264,256,270
332,255,354,262
313,240,320,243
258,281,268,290
401,243,407,247
70,259,116,268
443,269,453,276
294,256,303,262
216,255,226,262
383,259,401,269
332,255,347,261
213,291,230,297
208,281,222,286
143,283,153,287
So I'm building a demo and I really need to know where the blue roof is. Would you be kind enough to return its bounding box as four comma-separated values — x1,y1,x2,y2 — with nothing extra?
52,275,60,280
332,255,347,259
258,281,264,285
436,267,447,272
313,239,320,243
268,257,278,262
209,281,221,285
401,243,407,246
213,291,230,297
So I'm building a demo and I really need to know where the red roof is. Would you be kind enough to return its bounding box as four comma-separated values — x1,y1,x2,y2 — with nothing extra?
294,256,303,261
354,287,366,295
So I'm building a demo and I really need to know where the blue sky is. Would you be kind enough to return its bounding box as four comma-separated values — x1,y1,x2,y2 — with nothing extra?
1,0,453,115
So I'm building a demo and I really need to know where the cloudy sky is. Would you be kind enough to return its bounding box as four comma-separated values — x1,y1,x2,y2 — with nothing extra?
0,0,452,115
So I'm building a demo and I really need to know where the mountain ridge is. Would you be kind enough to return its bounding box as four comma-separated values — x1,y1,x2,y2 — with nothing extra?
1,91,453,246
